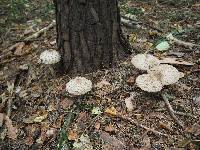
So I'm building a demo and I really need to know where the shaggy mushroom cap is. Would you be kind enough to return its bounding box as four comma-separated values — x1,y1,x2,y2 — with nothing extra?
136,74,163,92
131,54,160,71
40,50,61,64
66,77,92,96
148,64,184,85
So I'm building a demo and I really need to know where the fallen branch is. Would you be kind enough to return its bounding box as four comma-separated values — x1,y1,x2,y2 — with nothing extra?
121,18,140,28
121,14,163,32
24,20,56,41
166,33,200,48
160,57,194,66
174,111,196,118
6,81,15,118
7,98,13,118
1,21,55,60
155,109,196,118
0,58,16,65
116,114,168,137
121,14,138,21
161,92,184,128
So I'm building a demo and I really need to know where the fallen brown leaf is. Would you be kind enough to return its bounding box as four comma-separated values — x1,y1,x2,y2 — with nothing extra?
5,116,18,140
185,123,200,136
8,42,25,51
76,112,87,129
0,104,4,113
36,123,50,144
46,128,57,137
105,124,115,132
68,130,78,141
96,79,111,88
77,112,87,122
47,102,56,112
52,114,64,129
24,136,34,146
105,107,117,116
95,79,114,96
159,121,173,132
60,99,74,109
14,43,32,56
36,134,45,144
100,132,126,150
94,122,101,130
126,76,135,85
141,136,151,149
13,42,25,55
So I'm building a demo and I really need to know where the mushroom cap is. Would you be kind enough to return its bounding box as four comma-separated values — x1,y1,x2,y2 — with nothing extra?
40,50,61,64
131,54,160,71
148,64,183,85
136,74,163,92
66,77,92,96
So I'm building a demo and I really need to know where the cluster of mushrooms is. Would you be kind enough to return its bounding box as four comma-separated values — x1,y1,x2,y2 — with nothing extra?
39,50,92,96
131,54,184,92
39,49,184,96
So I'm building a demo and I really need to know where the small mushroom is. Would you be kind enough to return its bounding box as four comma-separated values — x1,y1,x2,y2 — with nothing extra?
148,64,184,85
66,77,92,96
136,74,163,92
40,49,61,65
39,49,61,76
131,54,160,71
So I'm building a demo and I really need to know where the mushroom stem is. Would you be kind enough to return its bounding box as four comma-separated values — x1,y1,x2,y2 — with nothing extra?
161,92,184,128
48,66,55,77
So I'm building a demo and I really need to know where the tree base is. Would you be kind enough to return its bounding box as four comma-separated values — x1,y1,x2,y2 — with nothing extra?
54,0,131,74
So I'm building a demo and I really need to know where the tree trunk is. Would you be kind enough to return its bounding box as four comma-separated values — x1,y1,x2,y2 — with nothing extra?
54,0,130,74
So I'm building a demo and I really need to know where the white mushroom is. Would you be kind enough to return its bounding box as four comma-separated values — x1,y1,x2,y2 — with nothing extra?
66,77,92,96
131,54,160,71
40,49,61,64
148,64,184,85
136,74,163,92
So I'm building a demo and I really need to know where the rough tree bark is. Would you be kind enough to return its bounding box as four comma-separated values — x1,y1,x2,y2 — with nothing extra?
54,0,130,74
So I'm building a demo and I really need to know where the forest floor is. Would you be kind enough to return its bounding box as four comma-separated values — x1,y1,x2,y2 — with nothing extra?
0,0,200,149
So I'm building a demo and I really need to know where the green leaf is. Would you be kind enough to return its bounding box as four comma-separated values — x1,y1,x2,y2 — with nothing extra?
156,41,170,51
91,107,102,115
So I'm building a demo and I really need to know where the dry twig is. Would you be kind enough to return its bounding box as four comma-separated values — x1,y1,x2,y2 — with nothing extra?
24,21,56,41
161,92,184,128
115,114,168,137
167,34,200,48
121,18,140,28
6,81,15,118
174,111,196,118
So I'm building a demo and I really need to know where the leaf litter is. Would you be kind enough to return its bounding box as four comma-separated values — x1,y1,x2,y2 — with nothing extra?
0,0,200,149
